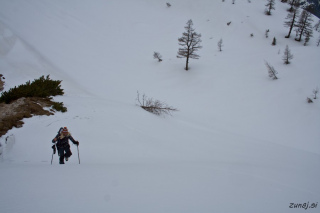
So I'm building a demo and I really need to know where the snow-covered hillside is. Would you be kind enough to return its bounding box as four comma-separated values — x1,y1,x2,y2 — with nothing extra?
0,1,319,212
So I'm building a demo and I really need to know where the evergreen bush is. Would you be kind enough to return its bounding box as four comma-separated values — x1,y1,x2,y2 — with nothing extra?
52,102,67,112
0,75,63,104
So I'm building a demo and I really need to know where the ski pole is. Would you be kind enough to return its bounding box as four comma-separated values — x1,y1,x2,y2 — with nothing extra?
51,152,54,165
51,144,56,165
77,145,80,164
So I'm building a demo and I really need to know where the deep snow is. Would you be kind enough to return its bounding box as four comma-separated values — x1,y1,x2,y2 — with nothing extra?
0,0,319,213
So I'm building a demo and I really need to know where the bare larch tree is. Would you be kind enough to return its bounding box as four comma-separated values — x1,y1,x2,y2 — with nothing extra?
313,87,319,99
314,20,320,32
295,10,313,42
284,6,300,38
217,38,223,51
265,0,275,15
283,45,293,64
153,52,162,62
265,61,278,80
288,0,301,12
177,19,202,71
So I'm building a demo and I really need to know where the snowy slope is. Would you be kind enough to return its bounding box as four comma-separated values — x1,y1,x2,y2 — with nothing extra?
0,0,319,213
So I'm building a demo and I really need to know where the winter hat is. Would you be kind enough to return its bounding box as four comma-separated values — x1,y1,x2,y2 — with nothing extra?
62,127,68,133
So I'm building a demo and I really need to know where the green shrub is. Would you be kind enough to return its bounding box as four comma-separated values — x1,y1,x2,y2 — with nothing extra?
0,75,64,104
52,102,67,112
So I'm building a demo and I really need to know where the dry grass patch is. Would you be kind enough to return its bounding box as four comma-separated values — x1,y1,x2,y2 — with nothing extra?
0,97,56,137
0,75,67,137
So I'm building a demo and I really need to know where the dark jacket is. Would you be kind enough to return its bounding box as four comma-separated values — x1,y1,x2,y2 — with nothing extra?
52,133,77,148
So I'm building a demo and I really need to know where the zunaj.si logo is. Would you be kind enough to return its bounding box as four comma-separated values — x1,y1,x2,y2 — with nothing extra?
289,202,318,210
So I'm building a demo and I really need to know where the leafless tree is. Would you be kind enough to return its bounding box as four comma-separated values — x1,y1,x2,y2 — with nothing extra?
265,29,270,38
314,20,320,32
284,6,300,38
265,61,278,80
136,91,178,116
304,31,311,46
295,10,313,42
288,0,300,12
265,0,275,15
217,38,223,51
166,2,171,8
283,45,293,64
177,19,202,71
153,52,162,62
313,87,319,99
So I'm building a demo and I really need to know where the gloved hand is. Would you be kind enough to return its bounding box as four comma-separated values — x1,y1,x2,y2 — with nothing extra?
74,141,79,146
52,145,56,154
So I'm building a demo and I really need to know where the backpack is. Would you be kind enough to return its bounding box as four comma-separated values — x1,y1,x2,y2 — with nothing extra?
58,127,63,135
55,127,63,142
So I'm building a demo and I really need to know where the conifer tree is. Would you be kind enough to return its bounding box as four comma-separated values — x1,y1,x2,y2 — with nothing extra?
295,10,313,42
153,52,162,62
313,87,319,99
265,0,275,15
283,45,293,64
288,0,300,12
217,39,223,51
304,31,311,46
265,29,270,38
284,6,300,38
177,20,202,71
265,61,278,80
314,20,320,32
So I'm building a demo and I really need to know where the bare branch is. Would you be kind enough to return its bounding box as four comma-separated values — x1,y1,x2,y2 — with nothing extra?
136,92,178,116
265,61,278,80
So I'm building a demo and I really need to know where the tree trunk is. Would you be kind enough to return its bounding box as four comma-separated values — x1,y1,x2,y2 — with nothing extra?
185,47,190,71
286,12,296,38
296,28,304,41
185,56,189,70
296,15,307,42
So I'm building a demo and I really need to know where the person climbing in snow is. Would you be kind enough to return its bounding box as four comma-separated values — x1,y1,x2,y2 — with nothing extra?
52,127,79,164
